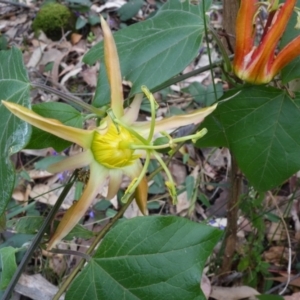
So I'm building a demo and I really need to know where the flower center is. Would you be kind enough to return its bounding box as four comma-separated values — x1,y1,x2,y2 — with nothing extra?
91,124,138,168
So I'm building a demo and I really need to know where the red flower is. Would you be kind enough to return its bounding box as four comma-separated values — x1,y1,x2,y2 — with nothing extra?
233,0,300,84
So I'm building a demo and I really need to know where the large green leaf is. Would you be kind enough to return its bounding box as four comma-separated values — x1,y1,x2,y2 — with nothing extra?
66,216,222,300
84,0,211,107
280,0,300,83
26,102,83,152
196,85,300,191
0,48,31,216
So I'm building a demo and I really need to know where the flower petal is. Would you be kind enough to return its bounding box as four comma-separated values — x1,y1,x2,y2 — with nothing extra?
233,0,258,75
123,160,148,215
47,162,108,249
47,150,94,173
101,16,124,118
271,35,300,77
133,104,217,136
121,93,143,125
106,169,123,199
248,0,296,83
2,101,94,149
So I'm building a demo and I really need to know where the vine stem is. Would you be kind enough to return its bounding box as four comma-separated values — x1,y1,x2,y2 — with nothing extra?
2,171,78,300
220,155,242,275
53,194,136,300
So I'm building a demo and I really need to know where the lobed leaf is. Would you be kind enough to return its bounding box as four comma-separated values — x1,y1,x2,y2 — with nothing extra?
197,85,300,191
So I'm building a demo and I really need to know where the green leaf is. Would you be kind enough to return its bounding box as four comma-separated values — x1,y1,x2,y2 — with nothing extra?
0,48,31,216
26,102,83,152
0,247,17,290
118,0,144,21
0,215,5,233
185,175,195,200
148,160,165,194
66,216,222,300
83,0,211,107
196,85,300,191
256,295,284,300
280,0,300,83
76,16,87,30
182,82,223,106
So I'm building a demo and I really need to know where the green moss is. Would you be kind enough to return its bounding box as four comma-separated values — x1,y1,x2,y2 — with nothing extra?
32,3,74,40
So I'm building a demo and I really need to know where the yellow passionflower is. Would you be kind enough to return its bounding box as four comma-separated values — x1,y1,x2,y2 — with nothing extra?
2,17,216,249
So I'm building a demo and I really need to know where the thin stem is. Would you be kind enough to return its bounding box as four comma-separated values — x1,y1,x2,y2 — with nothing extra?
2,171,78,300
203,4,218,101
219,155,242,275
150,55,234,94
141,86,157,143
32,82,106,116
53,194,135,299
122,152,151,203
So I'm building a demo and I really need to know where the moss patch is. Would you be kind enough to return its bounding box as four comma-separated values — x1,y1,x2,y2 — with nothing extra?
32,3,74,40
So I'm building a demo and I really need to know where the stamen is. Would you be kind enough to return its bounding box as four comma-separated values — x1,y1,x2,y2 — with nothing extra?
121,151,151,203
91,124,138,168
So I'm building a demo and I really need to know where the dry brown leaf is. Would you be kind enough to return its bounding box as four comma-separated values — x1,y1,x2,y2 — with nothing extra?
202,147,230,168
176,191,189,215
15,274,64,300
12,184,31,202
71,33,82,45
284,291,300,299
266,221,287,241
49,254,67,276
200,274,211,299
22,148,54,157
206,187,229,217
263,246,290,264
271,275,300,288
168,161,187,185
26,42,48,68
210,286,260,300
27,169,53,180
82,66,98,87
203,162,216,179
61,66,82,85
29,183,75,209
124,200,144,219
